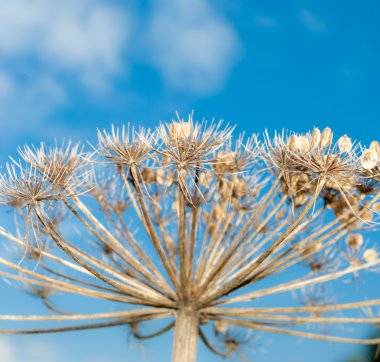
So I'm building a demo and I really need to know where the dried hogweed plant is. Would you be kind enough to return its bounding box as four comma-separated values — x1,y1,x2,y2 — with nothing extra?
0,116,380,361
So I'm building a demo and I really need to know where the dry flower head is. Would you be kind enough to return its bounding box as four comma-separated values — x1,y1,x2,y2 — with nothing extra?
0,117,379,361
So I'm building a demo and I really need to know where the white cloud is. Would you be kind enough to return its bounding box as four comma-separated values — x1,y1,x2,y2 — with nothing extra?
0,0,131,138
146,0,241,95
0,0,242,138
0,0,131,89
299,10,326,32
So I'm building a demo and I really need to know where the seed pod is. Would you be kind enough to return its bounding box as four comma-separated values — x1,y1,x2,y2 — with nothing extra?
361,208,373,222
311,128,321,149
302,242,323,256
211,204,225,219
320,127,333,148
337,135,352,153
363,249,378,263
287,135,299,153
218,178,233,200
294,193,309,207
156,169,165,184
171,199,179,213
199,172,212,188
141,168,156,184
232,178,250,198
214,320,229,334
298,135,310,153
347,234,363,249
370,141,380,159
215,151,236,173
361,149,379,170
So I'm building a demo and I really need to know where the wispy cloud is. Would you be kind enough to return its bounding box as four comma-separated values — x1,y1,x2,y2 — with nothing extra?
0,0,242,140
0,0,132,139
145,0,241,95
299,10,326,32
0,0,240,98
0,0,131,90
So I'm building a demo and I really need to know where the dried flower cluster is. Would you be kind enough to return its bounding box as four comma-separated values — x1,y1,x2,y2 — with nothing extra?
0,116,380,361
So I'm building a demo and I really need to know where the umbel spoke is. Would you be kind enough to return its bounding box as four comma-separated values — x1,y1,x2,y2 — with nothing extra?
0,116,379,362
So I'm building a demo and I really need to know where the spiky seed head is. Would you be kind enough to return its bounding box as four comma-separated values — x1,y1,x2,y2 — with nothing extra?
18,142,89,189
168,121,192,141
311,128,321,149
97,125,153,167
320,127,333,148
157,117,234,201
0,163,66,208
337,135,352,153
363,249,378,263
2,118,380,359
361,149,379,170
347,234,364,249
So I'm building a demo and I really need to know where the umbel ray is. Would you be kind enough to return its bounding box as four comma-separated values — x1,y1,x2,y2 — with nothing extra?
0,115,380,361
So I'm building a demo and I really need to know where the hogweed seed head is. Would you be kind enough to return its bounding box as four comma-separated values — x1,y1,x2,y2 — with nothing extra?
0,163,65,208
0,116,379,361
168,121,192,141
97,125,154,167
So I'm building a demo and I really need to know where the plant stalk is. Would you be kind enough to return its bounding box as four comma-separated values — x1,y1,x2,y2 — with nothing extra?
171,308,199,362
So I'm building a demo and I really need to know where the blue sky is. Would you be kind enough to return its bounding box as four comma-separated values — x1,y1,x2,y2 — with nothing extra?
0,0,379,361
